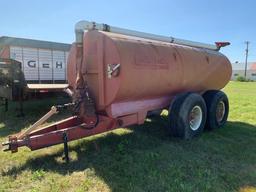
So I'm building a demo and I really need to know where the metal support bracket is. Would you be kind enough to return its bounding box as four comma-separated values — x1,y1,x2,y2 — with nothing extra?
62,132,69,163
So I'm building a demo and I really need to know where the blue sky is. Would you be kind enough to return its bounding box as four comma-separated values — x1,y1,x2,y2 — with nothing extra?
1,0,256,63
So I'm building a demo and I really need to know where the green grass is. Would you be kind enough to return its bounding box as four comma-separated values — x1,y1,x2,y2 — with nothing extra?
0,82,256,192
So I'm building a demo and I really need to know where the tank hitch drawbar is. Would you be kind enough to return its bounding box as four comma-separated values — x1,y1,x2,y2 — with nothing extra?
2,103,75,153
1,100,121,163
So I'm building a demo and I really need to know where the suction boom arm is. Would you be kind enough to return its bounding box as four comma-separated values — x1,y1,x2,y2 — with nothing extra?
75,20,230,51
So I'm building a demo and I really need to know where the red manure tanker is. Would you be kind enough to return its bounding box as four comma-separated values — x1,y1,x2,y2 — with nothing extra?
2,21,232,162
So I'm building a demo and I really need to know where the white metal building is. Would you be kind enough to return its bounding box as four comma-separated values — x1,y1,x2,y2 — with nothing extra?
0,36,71,83
231,62,256,80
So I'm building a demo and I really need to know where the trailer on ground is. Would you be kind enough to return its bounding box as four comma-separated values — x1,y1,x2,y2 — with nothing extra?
2,21,232,163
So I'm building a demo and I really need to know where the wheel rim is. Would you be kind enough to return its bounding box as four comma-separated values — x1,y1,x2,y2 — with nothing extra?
189,105,203,131
216,101,225,123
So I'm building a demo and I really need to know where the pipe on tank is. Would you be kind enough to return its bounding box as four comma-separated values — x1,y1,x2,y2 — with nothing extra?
75,20,218,51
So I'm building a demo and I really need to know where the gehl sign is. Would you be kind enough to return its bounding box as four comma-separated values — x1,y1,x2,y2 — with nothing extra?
9,47,68,81
27,61,63,69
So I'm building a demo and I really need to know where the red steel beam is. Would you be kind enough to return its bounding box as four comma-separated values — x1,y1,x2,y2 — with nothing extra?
3,115,119,152
3,111,139,153
26,117,117,150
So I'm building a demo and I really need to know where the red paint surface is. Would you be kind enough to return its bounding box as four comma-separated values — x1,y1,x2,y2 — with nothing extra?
68,31,232,117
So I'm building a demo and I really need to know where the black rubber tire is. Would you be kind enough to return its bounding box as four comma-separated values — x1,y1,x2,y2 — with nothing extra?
168,93,207,139
203,90,229,130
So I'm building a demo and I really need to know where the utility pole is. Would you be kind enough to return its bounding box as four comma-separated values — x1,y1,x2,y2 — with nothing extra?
244,41,249,78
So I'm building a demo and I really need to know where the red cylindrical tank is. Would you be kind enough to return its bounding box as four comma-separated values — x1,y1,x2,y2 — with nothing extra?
68,31,232,112
2,29,233,153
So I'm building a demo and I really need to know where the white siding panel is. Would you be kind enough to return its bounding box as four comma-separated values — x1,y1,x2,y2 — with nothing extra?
23,48,39,81
53,50,66,80
10,46,69,82
65,51,69,61
65,51,69,81
39,49,53,81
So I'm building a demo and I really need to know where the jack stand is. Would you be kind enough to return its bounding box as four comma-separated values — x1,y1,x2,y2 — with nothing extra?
62,132,69,163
